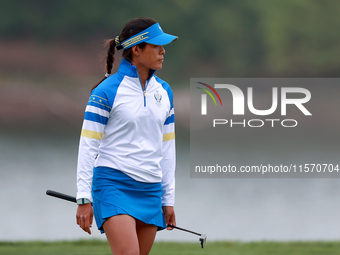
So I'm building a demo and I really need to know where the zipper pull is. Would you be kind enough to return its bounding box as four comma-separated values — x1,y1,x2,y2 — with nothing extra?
143,90,146,97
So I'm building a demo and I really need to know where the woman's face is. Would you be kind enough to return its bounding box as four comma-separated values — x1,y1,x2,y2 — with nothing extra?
132,43,166,70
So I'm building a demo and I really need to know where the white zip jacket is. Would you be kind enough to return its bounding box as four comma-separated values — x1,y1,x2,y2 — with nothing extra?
76,59,176,206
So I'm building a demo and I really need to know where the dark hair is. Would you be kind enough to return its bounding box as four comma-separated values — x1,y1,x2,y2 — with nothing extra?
92,17,157,91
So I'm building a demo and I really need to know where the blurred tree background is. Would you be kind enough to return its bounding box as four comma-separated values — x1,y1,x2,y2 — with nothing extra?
1,0,340,131
2,0,340,243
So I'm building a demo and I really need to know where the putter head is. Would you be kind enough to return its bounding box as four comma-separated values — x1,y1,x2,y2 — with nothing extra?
199,233,207,248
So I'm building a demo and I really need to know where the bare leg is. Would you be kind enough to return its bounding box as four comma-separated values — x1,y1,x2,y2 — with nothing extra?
103,214,139,255
136,219,158,255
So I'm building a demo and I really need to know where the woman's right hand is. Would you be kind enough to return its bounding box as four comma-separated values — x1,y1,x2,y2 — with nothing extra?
76,203,94,234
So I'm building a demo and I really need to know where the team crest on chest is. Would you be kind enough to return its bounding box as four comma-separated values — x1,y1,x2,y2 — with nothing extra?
154,90,162,107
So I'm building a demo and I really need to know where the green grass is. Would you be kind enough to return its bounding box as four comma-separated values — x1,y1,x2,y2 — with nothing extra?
1,240,340,255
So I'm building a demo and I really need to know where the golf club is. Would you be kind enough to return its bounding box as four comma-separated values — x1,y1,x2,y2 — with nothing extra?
46,189,207,248
167,224,207,248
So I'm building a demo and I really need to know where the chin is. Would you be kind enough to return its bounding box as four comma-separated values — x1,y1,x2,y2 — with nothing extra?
153,64,163,70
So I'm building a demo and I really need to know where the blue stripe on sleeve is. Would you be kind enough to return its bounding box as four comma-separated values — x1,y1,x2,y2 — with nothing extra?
164,114,175,125
84,112,109,125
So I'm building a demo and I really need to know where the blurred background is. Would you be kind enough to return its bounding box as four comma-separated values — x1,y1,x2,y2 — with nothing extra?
1,0,340,242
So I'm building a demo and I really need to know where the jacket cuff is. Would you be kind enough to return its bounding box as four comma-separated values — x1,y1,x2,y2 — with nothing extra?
162,199,174,206
76,192,93,202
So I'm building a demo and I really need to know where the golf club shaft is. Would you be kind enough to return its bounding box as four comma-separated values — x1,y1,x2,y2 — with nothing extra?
46,190,77,203
167,225,201,236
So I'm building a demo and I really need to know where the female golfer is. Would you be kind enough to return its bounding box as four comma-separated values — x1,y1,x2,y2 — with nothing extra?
75,17,177,255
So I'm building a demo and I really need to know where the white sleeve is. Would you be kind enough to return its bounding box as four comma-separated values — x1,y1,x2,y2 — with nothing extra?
76,93,111,202
160,107,176,206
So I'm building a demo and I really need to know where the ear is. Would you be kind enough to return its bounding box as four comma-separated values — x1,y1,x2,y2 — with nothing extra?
131,45,141,56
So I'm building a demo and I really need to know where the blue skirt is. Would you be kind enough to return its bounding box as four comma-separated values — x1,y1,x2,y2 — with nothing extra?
92,167,166,233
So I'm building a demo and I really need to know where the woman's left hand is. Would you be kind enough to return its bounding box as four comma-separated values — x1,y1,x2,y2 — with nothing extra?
162,206,176,230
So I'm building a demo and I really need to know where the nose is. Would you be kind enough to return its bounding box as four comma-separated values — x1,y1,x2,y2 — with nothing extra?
160,46,165,55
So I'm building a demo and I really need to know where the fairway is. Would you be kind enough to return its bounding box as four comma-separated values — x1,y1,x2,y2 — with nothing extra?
1,240,340,255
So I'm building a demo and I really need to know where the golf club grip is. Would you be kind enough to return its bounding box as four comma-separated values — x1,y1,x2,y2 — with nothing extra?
46,190,76,203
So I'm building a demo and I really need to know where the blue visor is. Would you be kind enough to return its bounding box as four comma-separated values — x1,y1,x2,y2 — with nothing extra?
120,23,178,50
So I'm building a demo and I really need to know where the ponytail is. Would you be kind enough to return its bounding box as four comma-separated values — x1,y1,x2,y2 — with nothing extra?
91,38,118,91
105,39,116,76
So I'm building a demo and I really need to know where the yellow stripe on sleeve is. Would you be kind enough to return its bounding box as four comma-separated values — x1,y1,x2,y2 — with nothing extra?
81,129,103,140
163,132,175,141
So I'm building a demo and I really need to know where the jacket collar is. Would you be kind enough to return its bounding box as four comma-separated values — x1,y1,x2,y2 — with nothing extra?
118,59,156,78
